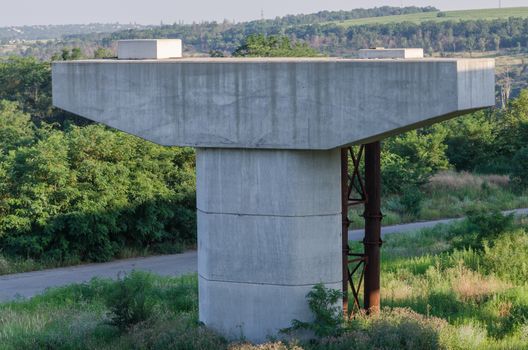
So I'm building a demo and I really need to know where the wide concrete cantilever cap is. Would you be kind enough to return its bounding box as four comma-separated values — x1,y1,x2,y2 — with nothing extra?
52,42,495,150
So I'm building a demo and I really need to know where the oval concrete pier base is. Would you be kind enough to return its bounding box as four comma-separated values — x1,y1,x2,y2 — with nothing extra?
196,148,342,342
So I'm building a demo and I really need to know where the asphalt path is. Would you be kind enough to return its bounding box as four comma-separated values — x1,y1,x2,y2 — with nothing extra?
2,208,527,302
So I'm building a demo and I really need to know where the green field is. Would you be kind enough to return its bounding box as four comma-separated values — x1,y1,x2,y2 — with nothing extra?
334,7,528,27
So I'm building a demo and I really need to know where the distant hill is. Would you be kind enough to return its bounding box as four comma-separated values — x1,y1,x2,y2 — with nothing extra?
0,7,437,42
0,23,152,41
2,5,528,65
334,7,528,26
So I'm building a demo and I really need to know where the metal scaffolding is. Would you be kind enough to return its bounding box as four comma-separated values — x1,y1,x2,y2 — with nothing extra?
341,142,382,316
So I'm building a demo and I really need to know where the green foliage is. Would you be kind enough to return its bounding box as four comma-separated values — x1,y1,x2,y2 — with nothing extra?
3,215,528,349
322,308,446,350
284,284,343,338
232,34,319,57
51,47,83,61
382,125,449,194
444,110,495,172
511,147,528,189
448,207,514,250
0,100,35,154
444,91,528,175
106,271,157,330
398,185,423,219
93,47,114,59
128,315,227,350
483,230,528,284
0,273,218,350
466,207,514,244
0,103,196,262
0,57,53,119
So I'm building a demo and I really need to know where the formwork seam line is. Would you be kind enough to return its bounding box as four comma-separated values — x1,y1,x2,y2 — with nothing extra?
197,208,341,218
199,274,342,287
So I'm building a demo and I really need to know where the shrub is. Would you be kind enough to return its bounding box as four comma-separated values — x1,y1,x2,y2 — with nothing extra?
382,125,449,194
105,271,157,331
450,207,514,249
232,34,319,57
316,308,446,350
283,284,343,338
466,207,514,242
437,11,447,17
511,146,528,190
399,185,423,218
129,314,227,350
483,230,528,284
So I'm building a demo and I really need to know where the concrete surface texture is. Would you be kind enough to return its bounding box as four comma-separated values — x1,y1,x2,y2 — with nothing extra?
52,57,495,150
117,39,183,59
196,148,342,342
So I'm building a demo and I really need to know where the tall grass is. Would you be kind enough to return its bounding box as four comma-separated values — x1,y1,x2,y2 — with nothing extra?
350,171,528,229
1,214,527,349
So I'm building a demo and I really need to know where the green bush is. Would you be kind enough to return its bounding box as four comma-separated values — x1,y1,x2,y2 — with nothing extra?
105,271,158,331
450,207,514,250
0,103,196,262
511,146,528,189
128,315,226,350
284,283,343,338
466,207,514,242
313,308,446,350
483,230,528,284
382,125,449,194
232,34,320,57
399,185,423,218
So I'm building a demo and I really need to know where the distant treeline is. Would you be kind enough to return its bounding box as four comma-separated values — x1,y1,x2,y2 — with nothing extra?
0,6,437,43
6,7,528,61
0,23,151,42
94,12,526,56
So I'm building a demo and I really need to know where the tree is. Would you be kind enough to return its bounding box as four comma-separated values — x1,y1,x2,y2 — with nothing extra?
232,34,320,57
0,57,52,119
0,103,196,262
0,100,35,154
51,47,83,61
382,125,449,193
93,47,114,59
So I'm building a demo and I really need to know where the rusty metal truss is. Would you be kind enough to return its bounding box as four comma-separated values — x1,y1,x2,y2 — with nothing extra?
342,145,368,316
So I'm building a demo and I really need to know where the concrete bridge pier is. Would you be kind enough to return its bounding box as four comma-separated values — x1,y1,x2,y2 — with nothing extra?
196,148,342,341
51,41,495,343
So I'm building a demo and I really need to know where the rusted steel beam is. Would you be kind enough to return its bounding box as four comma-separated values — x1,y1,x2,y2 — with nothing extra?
341,148,350,316
363,141,382,313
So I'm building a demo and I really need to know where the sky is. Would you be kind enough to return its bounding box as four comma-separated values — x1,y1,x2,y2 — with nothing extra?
2,0,527,26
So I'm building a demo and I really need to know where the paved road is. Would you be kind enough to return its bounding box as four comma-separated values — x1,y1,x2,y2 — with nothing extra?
2,208,527,302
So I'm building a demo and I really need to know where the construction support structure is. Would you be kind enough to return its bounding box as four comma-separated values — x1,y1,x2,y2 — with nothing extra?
342,141,382,316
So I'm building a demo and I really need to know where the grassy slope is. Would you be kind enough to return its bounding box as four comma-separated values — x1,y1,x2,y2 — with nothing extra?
333,7,528,27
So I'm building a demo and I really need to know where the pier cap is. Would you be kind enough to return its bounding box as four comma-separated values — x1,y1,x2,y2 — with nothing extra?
52,41,495,150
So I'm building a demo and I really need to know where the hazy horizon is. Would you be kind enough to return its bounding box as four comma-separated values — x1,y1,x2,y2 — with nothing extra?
2,0,527,27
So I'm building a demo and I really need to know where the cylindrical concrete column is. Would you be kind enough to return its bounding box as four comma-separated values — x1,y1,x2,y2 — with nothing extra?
196,148,342,342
